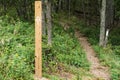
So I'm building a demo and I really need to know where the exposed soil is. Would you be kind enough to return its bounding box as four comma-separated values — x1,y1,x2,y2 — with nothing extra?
75,31,110,80
58,72,75,80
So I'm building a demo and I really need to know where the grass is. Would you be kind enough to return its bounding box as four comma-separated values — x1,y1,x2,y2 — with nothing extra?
0,15,92,80
93,45,120,80
0,16,34,80
42,15,92,79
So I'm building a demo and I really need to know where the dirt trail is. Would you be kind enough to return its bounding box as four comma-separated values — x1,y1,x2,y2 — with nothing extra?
75,31,110,80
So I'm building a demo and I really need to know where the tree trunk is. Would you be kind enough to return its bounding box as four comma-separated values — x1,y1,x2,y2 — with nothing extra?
58,0,62,11
42,0,46,35
46,0,52,45
99,0,106,46
82,0,86,22
68,0,71,19
106,0,114,28
104,0,114,47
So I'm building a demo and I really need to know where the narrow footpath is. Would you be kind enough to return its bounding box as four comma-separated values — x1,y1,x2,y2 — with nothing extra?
75,31,110,80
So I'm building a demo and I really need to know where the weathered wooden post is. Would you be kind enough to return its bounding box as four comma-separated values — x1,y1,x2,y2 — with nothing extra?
35,1,42,79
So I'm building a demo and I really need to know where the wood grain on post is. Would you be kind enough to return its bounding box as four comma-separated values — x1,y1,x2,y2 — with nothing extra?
35,1,42,79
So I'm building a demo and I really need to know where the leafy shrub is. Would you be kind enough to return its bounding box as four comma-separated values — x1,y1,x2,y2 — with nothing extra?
42,21,89,73
0,17,34,80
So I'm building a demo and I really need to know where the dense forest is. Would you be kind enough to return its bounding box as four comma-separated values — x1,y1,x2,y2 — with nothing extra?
0,0,120,80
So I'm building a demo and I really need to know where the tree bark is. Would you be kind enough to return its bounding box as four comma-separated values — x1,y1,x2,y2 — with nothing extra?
99,0,106,46
42,0,46,35
82,0,86,22
104,0,114,47
58,0,62,11
46,0,52,45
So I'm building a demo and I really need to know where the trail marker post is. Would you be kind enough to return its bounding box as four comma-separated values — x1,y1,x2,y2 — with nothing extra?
35,1,42,79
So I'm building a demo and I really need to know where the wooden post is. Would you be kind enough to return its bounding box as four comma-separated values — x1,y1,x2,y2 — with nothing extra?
35,1,42,79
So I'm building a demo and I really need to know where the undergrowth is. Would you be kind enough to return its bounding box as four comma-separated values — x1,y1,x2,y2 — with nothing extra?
42,15,90,79
72,15,120,80
0,15,90,80
0,16,34,80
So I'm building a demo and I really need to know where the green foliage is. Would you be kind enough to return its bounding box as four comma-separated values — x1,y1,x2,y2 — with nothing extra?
42,20,90,74
115,0,120,17
0,15,90,79
0,16,34,80
113,46,120,56
109,28,120,45
72,14,120,80
74,20,99,45
53,23,89,69
93,45,120,80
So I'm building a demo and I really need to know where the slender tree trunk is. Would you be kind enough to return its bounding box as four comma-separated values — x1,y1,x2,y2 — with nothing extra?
86,0,89,26
82,0,86,22
42,8,46,35
42,0,46,35
107,0,114,27
68,0,71,19
46,0,52,45
58,0,62,11
104,0,114,47
99,0,106,46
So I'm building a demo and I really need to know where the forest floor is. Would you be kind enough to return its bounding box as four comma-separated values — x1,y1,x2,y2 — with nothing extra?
75,31,110,80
